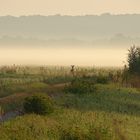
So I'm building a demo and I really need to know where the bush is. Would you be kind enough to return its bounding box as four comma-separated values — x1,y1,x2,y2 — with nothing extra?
96,75,109,84
65,78,96,94
23,94,54,115
127,46,140,75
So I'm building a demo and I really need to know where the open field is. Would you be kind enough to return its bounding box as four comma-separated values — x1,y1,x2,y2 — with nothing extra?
0,66,140,140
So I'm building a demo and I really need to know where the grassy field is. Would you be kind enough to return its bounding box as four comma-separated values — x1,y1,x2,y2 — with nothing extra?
0,66,140,140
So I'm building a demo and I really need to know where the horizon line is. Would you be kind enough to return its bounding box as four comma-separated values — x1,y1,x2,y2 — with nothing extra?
1,13,140,17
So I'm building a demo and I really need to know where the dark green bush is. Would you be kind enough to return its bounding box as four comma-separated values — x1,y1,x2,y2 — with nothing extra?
127,46,140,75
23,94,54,115
96,75,109,84
65,78,96,94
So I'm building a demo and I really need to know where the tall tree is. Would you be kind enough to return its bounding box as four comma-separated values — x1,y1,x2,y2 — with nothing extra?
127,45,140,75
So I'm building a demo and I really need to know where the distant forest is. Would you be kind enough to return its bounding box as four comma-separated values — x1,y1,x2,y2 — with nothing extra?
1,14,140,46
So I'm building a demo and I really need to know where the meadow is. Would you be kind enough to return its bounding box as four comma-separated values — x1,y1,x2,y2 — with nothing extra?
0,65,140,140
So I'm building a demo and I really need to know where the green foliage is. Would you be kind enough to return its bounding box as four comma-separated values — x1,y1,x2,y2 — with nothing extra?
0,114,113,140
0,66,140,140
63,84,140,116
127,46,140,75
23,94,54,115
0,84,140,139
96,75,109,84
123,46,140,87
0,115,58,140
60,125,111,140
65,78,96,94
65,74,110,94
60,126,86,140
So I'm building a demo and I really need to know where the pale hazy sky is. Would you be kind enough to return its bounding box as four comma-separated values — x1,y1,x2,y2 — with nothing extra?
0,0,140,16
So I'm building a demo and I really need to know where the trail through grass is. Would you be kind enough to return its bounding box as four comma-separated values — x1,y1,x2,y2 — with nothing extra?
0,66,140,139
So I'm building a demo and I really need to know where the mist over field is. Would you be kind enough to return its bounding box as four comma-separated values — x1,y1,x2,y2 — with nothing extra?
0,46,128,66
0,1,140,140
0,14,139,66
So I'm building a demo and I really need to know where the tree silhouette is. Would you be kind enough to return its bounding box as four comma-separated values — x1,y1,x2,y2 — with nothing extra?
127,45,140,75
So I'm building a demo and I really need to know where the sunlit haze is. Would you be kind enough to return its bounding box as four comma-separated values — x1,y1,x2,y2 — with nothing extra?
0,0,140,16
0,46,128,67
0,0,139,67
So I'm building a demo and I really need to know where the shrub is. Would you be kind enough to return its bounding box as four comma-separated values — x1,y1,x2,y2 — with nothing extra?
127,46,140,75
65,78,96,94
96,75,109,84
23,94,54,115
123,46,140,87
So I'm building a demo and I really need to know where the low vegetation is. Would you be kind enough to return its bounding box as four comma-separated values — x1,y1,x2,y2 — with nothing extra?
23,94,54,115
0,47,140,139
65,78,96,94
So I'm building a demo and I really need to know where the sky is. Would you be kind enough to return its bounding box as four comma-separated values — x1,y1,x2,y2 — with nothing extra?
0,47,126,66
0,0,138,66
0,0,140,16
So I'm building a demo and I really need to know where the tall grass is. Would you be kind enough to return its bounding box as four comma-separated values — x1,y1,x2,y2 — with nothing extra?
0,65,139,139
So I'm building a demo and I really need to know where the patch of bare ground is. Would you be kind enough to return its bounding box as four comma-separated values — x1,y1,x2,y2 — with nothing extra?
0,82,69,122
0,93,29,104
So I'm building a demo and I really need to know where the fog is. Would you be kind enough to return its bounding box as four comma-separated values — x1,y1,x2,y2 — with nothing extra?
0,46,128,67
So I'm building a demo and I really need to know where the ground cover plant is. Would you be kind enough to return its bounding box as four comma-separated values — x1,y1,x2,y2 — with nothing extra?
23,94,54,115
0,64,139,140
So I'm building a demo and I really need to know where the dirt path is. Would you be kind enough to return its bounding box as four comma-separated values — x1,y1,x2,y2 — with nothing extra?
0,93,27,122
0,82,70,122
0,93,29,104
52,82,70,88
